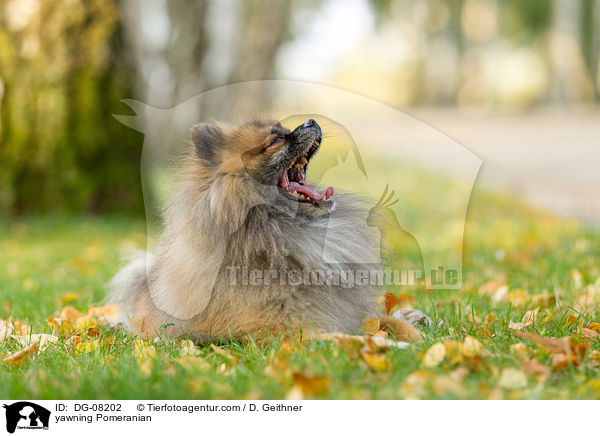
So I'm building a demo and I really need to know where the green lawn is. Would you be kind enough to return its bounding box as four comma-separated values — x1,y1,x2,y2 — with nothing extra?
1,169,600,399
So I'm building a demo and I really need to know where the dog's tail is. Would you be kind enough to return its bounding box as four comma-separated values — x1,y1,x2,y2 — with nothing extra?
106,250,152,328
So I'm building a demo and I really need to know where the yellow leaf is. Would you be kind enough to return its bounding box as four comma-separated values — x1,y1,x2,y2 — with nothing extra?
60,292,79,304
292,372,330,397
364,318,381,335
442,339,464,364
463,336,483,357
2,343,38,367
498,368,527,390
432,375,466,397
506,289,528,307
362,351,391,372
74,315,98,334
210,344,235,361
76,339,99,353
423,342,446,368
173,355,210,371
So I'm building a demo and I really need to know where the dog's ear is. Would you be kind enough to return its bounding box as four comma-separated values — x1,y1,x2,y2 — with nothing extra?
191,123,223,166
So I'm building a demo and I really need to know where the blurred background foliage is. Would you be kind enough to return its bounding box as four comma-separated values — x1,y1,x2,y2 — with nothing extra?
0,0,599,216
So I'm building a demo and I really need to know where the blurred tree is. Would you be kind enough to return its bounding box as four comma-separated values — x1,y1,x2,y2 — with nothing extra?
0,0,143,215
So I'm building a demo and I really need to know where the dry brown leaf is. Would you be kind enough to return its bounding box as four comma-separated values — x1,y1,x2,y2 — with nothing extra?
2,343,38,367
384,291,415,313
423,342,446,368
292,372,330,397
551,353,573,370
498,368,527,390
587,322,600,333
514,331,570,354
362,350,391,372
581,327,600,343
521,359,551,381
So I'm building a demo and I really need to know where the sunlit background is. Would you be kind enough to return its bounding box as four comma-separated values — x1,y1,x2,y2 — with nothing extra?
1,0,599,218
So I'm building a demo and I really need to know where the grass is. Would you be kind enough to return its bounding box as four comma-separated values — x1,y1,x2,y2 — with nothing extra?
1,162,600,399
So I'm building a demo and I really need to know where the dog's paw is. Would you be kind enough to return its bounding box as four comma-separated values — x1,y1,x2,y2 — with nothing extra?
391,308,433,329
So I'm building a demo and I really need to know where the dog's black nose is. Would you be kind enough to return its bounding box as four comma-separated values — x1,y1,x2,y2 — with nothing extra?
303,119,316,128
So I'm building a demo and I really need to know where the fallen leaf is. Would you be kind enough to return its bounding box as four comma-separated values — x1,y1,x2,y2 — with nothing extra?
587,322,600,333
210,344,236,361
87,304,119,321
9,334,58,352
509,320,530,331
514,331,570,354
432,375,466,397
449,366,469,383
292,372,330,397
61,306,84,321
362,350,391,372
60,292,79,304
75,339,99,353
2,343,38,367
364,318,380,335
521,359,550,381
522,308,539,324
581,328,599,343
73,315,98,334
173,355,210,371
46,317,72,336
423,342,446,368
507,289,528,307
510,342,529,358
498,368,527,390
0,320,14,339
463,336,483,357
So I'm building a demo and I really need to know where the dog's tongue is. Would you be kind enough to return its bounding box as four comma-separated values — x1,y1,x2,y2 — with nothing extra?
289,182,334,200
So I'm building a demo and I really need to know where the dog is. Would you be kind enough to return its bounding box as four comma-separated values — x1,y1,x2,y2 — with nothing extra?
109,118,426,343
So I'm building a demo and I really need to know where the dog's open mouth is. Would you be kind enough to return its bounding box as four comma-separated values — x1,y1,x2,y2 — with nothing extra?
278,136,334,204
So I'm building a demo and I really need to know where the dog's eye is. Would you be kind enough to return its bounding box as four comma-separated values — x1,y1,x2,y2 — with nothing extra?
266,135,285,148
270,135,284,145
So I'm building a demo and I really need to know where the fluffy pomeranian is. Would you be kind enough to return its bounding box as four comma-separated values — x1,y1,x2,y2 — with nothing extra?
109,118,423,342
